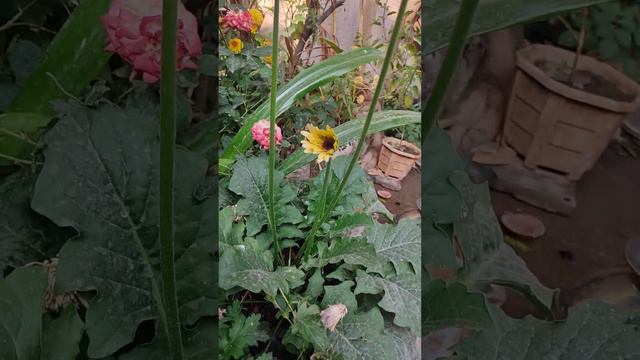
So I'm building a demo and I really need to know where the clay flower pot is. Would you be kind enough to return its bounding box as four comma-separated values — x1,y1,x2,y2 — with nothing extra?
377,137,420,180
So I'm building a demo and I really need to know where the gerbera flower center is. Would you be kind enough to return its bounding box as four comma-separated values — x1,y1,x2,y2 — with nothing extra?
322,137,335,151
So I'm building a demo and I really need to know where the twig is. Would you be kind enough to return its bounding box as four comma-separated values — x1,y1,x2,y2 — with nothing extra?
0,1,36,33
569,8,588,83
557,15,579,43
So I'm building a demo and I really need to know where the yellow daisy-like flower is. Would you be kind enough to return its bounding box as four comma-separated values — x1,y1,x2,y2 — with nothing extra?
356,94,365,104
263,55,272,64
248,9,264,33
227,38,243,54
301,125,339,163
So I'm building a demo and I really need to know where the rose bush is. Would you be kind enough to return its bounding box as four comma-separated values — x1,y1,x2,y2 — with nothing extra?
101,0,202,83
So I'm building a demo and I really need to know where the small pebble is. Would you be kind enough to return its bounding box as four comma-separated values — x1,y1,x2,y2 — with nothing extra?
367,168,383,176
377,190,392,199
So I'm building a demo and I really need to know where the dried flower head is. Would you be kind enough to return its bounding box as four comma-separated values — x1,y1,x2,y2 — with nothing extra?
320,304,348,331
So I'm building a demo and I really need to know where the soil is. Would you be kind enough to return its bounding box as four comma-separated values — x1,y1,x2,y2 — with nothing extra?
534,59,636,103
387,141,421,156
491,147,640,317
374,167,421,219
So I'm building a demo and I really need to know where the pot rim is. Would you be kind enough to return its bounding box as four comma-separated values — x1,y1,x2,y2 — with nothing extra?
382,137,421,159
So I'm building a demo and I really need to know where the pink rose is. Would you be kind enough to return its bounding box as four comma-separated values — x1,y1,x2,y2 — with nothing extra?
101,0,202,83
251,119,282,150
221,10,254,33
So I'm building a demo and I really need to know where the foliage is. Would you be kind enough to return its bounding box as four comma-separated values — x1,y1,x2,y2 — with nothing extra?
555,1,640,79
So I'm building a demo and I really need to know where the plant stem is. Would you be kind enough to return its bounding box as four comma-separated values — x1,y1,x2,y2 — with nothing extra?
300,158,332,259
421,0,479,142
159,0,184,358
569,8,588,83
308,0,410,247
269,0,284,265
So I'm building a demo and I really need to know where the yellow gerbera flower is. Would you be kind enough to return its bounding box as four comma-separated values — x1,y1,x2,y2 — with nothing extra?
248,9,264,33
301,125,339,163
263,55,272,64
227,38,243,54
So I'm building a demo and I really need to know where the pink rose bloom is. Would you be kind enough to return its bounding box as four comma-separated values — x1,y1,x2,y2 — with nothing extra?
251,119,282,150
101,0,202,83
221,10,254,32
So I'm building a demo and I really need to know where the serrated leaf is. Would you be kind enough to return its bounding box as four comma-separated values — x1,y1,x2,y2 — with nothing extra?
291,302,329,351
355,271,420,335
31,104,216,358
219,238,304,298
422,278,491,333
302,237,378,270
365,219,421,273
321,281,357,312
0,266,48,360
385,323,420,360
328,308,395,360
457,302,640,359
219,301,269,360
229,156,303,236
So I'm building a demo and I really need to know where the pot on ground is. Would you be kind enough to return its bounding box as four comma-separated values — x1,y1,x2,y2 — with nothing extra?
377,137,420,180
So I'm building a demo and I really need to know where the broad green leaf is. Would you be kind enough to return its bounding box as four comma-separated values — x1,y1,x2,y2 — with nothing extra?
219,238,304,298
31,104,216,358
121,318,217,360
219,207,245,248
385,324,420,360
41,305,84,360
0,171,70,271
228,156,303,236
214,48,383,173
457,301,640,359
304,269,324,299
365,219,421,274
321,281,358,312
9,0,111,115
423,0,612,54
422,278,491,333
355,271,420,335
7,39,43,85
302,237,378,270
328,308,395,360
290,302,329,351
0,113,51,166
0,266,47,360
423,129,556,312
278,110,420,175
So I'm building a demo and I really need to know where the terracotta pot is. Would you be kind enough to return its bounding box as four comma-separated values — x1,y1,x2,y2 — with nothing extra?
502,44,640,180
377,137,420,180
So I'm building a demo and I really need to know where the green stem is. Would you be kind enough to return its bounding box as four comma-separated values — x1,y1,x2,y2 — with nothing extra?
421,0,480,141
310,0,410,247
268,0,284,265
159,0,184,358
300,158,332,259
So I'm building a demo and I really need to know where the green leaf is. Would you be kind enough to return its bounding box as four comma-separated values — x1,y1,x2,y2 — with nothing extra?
228,156,303,236
457,301,640,359
321,281,358,312
302,237,378,270
121,318,217,360
598,38,619,59
355,271,420,335
304,269,325,299
30,104,216,358
9,0,111,115
219,301,269,360
423,129,556,312
197,54,217,76
219,207,245,248
41,305,84,360
215,48,384,173
423,0,612,54
0,171,69,270
0,266,48,360
290,302,329,351
328,308,395,360
365,219,421,274
385,324,420,360
279,110,420,175
219,238,304,298
422,279,491,333
0,112,51,166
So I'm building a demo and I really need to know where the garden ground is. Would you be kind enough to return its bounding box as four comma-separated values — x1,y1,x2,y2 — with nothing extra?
492,146,640,316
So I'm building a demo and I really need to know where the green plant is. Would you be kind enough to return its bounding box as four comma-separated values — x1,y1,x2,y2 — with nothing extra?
556,1,640,78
